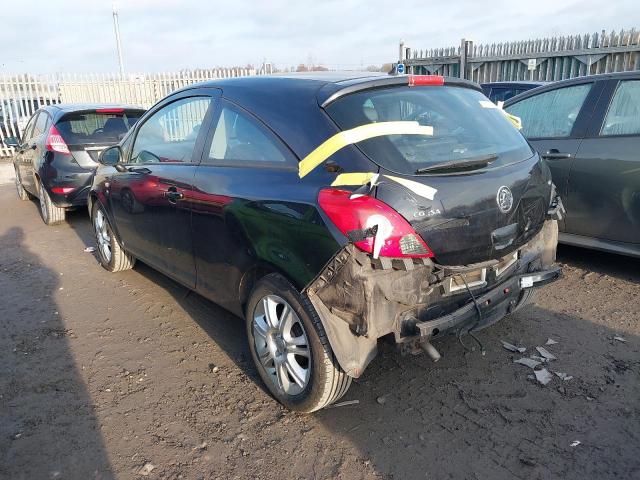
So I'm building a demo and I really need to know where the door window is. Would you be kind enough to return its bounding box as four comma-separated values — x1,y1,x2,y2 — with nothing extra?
131,97,212,164
21,114,38,143
506,84,592,138
208,105,291,164
600,80,640,136
33,112,50,137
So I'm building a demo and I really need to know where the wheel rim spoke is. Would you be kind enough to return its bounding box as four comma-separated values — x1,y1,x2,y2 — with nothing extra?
284,358,308,388
253,317,269,341
262,296,279,329
286,344,309,357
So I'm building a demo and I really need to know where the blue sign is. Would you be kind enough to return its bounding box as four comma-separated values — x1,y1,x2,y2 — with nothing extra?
397,63,405,74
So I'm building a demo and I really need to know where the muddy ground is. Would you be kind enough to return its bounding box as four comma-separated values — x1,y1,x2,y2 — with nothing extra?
0,182,638,480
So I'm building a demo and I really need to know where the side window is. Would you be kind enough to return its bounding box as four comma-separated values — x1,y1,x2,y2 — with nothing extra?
208,105,290,164
33,112,50,137
600,80,640,136
21,114,38,143
130,96,212,164
506,84,592,138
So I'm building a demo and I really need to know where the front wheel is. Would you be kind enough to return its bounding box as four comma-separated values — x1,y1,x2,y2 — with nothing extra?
246,273,351,412
92,202,135,272
14,166,30,201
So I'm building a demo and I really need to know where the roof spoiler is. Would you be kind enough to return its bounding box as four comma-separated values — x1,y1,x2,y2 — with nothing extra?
319,75,481,108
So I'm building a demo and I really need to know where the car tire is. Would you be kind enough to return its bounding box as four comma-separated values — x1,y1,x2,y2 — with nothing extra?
14,166,30,201
246,273,351,412
38,181,65,225
512,288,536,313
92,202,135,272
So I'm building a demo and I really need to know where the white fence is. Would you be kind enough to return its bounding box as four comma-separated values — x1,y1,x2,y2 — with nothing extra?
0,68,263,157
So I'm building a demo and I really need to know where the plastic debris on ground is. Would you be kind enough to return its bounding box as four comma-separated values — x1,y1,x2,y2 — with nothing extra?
530,355,548,363
534,368,553,385
138,463,155,476
554,371,573,381
501,340,526,353
546,338,558,345
613,336,627,342
514,357,540,369
535,346,557,361
570,441,581,447
328,400,360,408
84,246,96,253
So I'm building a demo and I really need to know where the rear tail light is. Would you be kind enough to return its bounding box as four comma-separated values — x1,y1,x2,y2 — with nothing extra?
51,186,75,194
318,189,433,259
45,125,70,155
408,75,444,86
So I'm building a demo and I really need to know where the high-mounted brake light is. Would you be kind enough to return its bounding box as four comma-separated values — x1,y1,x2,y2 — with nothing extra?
45,125,70,155
318,189,433,258
96,108,124,113
408,75,445,87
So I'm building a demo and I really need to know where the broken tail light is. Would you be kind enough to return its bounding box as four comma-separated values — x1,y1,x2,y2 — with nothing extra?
318,188,434,258
45,125,70,155
51,186,76,194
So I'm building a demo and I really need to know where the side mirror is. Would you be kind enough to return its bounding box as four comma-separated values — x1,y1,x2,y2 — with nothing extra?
3,136,19,147
99,146,122,166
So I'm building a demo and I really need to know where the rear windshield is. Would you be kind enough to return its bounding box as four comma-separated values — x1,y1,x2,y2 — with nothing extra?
56,110,143,144
325,86,533,175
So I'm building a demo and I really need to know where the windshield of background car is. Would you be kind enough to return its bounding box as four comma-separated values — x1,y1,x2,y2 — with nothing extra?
324,85,534,175
56,110,143,144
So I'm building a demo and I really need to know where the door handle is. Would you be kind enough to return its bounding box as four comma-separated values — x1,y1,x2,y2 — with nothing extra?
541,150,571,160
165,187,184,203
128,166,151,174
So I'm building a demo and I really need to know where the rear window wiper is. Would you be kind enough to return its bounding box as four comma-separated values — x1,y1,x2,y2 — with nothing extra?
415,154,498,174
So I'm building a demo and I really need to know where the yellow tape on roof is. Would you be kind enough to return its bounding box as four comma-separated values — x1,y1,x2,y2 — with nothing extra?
298,121,434,178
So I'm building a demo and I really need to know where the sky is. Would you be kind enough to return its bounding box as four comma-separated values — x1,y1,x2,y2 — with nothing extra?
0,0,637,74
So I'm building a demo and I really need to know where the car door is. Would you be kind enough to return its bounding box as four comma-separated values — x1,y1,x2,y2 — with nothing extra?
191,100,308,313
108,91,218,288
505,81,604,232
15,112,41,195
566,77,640,246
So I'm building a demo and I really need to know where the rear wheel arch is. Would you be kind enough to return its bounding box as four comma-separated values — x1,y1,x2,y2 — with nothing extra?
239,263,303,314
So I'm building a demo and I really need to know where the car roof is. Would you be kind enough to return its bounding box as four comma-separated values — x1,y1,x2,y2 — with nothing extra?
504,71,640,106
481,81,548,87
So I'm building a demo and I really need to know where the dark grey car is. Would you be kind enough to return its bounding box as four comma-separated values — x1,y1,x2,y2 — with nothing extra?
504,72,640,258
7,104,144,225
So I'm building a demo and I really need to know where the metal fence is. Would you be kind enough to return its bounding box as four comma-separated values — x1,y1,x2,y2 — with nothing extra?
0,67,267,157
400,29,640,83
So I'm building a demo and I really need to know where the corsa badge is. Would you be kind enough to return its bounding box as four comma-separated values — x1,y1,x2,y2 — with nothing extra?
496,186,514,213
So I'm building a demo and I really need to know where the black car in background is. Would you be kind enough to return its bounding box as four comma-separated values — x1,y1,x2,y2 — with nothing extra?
504,71,640,258
6,104,145,225
481,81,547,103
89,73,561,412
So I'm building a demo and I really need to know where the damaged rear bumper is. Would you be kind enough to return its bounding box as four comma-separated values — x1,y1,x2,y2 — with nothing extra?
305,219,561,378
413,267,560,339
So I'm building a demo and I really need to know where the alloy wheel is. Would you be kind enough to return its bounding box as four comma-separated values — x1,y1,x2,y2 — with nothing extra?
94,209,112,263
252,295,311,396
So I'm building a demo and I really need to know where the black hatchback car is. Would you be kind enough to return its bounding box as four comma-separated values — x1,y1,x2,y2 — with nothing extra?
7,104,145,225
505,71,640,257
90,73,562,412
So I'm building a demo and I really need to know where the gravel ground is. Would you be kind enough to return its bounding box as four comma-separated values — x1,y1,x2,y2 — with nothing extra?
1,183,638,480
